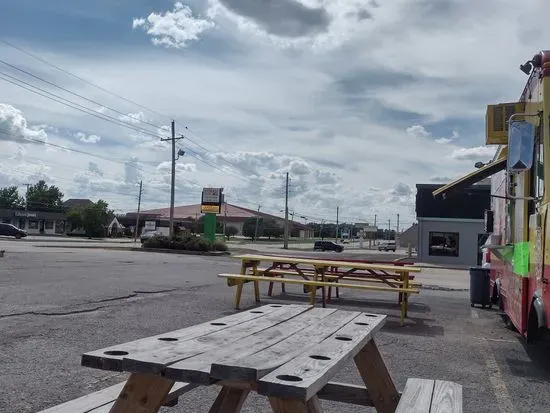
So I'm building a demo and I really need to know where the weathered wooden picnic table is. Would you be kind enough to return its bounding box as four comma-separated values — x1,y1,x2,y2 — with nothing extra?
40,304,462,413
225,254,421,324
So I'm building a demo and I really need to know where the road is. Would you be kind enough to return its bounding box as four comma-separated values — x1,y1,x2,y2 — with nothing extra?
0,242,548,412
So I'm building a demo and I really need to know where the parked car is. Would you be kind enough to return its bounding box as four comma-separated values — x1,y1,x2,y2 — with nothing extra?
314,240,344,252
140,230,164,243
0,223,27,239
378,241,396,252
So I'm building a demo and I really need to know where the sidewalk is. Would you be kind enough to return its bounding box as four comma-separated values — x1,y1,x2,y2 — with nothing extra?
414,267,469,291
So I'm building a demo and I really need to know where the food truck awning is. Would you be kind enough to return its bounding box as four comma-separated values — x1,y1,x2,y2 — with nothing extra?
432,157,507,199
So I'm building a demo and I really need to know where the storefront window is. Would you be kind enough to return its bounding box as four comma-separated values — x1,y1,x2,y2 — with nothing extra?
429,232,459,257
45,220,54,230
18,219,25,229
28,220,38,229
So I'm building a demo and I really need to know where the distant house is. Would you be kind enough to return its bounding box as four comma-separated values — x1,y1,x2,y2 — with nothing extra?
123,203,314,237
398,223,418,249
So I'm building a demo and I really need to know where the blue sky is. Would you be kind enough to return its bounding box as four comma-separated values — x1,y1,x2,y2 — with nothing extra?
0,0,548,226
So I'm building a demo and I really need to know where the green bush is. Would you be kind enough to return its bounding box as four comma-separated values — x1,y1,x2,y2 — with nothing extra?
142,234,227,252
213,240,228,251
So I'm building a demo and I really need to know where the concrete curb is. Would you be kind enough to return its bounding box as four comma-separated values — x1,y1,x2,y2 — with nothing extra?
131,247,230,256
35,245,134,250
34,245,230,257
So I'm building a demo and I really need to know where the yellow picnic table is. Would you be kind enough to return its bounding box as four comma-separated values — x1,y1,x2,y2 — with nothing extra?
225,254,422,324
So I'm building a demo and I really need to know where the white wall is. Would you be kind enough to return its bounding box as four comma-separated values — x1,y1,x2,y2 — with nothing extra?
418,218,485,266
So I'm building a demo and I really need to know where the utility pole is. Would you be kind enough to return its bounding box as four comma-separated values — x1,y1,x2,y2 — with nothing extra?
388,219,391,240
283,172,289,249
336,206,339,241
254,204,261,242
133,180,143,242
320,219,325,240
374,214,377,227
22,183,31,211
160,120,184,238
223,198,227,239
396,213,400,234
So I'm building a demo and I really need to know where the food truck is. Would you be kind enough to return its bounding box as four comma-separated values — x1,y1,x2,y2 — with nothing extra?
433,50,550,342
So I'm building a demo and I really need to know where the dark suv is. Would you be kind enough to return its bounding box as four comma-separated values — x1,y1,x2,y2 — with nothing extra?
0,223,27,239
314,240,344,252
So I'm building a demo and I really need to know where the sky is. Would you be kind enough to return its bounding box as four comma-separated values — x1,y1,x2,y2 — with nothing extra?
0,0,548,228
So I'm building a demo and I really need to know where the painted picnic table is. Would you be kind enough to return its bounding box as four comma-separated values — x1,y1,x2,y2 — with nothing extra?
81,305,402,413
232,254,421,322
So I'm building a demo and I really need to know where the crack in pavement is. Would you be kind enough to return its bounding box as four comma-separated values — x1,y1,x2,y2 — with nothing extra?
0,288,181,319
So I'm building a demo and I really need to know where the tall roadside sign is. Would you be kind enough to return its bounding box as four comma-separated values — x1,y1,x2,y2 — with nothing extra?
201,188,223,242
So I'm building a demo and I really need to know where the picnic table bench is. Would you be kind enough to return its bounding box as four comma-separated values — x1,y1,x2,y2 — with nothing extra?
36,305,462,413
225,254,421,324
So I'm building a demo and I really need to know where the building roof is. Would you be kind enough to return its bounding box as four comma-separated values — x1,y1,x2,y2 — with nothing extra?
134,203,311,230
63,198,93,209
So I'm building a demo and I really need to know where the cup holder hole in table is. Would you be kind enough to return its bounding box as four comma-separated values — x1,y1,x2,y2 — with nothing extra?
335,336,352,341
250,311,264,314
354,322,369,326
158,337,178,341
210,322,227,326
276,375,303,382
309,355,331,361
270,305,282,308
104,350,128,356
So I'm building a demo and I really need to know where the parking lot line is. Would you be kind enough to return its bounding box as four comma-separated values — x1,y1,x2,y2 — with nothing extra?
479,337,516,413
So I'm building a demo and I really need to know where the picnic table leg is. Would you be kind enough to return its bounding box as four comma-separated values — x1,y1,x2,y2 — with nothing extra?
354,340,399,413
310,273,317,305
269,395,323,413
234,281,244,309
249,262,261,303
209,386,249,413
109,373,174,413
314,265,327,308
403,271,410,318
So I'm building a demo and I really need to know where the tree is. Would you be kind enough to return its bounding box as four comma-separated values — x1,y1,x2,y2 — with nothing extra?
263,219,283,239
226,226,239,239
67,200,112,238
26,180,64,212
67,208,84,232
82,200,112,238
243,217,262,240
0,186,25,209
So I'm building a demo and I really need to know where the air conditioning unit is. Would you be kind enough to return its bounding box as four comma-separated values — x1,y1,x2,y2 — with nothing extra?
486,102,525,145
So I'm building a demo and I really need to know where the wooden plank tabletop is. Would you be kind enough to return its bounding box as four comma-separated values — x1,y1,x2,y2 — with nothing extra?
257,312,386,401
82,304,294,371
82,305,386,397
234,254,421,273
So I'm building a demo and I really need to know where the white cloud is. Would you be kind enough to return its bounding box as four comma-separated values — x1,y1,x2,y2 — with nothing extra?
4,0,547,223
156,161,197,173
406,125,459,144
119,111,147,124
76,132,101,143
133,2,215,48
451,146,496,161
0,103,47,144
289,159,311,176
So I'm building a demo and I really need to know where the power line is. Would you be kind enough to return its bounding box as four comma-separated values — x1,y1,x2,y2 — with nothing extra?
0,39,271,181
0,38,171,120
0,58,169,134
0,71,168,140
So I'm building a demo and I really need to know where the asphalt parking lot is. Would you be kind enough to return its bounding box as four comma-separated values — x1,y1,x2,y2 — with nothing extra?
1,242,549,413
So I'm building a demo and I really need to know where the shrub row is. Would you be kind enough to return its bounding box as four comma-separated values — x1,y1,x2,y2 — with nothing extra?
143,235,228,252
